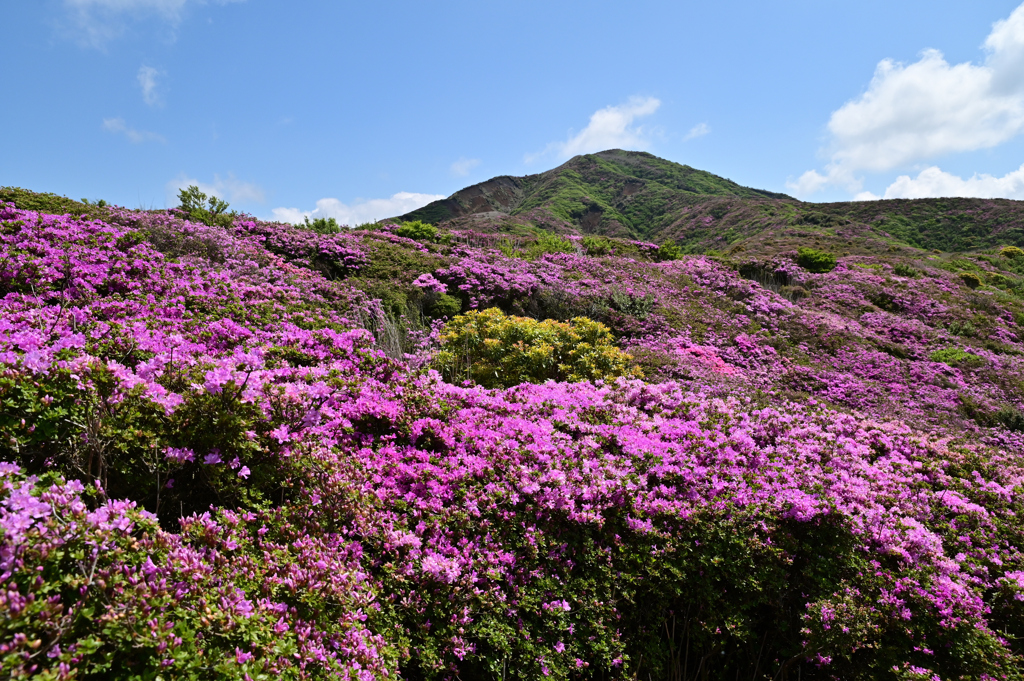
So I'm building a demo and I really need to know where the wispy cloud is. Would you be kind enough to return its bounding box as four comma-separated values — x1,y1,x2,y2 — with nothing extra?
62,0,246,48
271,192,446,226
684,122,710,141
526,96,661,163
137,65,163,106
450,157,481,178
166,173,265,205
103,117,165,143
790,1,1024,198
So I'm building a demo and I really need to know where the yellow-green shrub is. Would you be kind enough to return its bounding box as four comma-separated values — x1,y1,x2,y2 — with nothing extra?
433,308,642,388
960,272,982,289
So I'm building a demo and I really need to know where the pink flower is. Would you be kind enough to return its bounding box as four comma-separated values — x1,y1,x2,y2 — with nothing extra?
164,447,194,464
270,425,291,444
412,273,448,293
204,366,235,394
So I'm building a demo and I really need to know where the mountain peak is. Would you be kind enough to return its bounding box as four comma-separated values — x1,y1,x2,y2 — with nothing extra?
396,150,791,239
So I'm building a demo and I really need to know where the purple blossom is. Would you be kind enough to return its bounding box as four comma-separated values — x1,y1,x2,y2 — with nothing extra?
164,447,195,464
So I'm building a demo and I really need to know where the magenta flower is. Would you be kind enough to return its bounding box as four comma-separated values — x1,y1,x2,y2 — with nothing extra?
164,447,195,464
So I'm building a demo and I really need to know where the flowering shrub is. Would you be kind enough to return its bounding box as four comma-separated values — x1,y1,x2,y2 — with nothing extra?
432,308,641,388
0,465,389,680
3,195,1024,679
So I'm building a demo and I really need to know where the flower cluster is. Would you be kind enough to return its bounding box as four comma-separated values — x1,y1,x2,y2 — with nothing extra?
0,464,388,679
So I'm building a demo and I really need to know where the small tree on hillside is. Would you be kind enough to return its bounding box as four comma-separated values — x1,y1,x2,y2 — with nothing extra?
176,185,235,227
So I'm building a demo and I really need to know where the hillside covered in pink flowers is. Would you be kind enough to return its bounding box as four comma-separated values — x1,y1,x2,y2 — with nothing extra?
4,179,1024,680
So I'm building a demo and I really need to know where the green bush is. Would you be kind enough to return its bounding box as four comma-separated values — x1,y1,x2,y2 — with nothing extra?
1000,246,1024,259
510,289,608,323
609,290,656,320
960,272,983,289
433,308,642,388
526,233,575,259
395,220,438,242
497,233,577,260
868,291,902,312
0,362,283,528
892,262,918,277
581,235,613,256
989,272,1014,289
301,215,342,234
0,186,107,219
425,293,463,319
176,185,236,227
947,320,977,337
354,240,444,285
995,405,1024,433
655,241,683,262
930,347,985,368
796,247,837,273
958,396,1024,432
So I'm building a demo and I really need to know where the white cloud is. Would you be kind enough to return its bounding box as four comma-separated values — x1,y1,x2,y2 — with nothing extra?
792,2,1024,197
103,117,165,143
166,173,265,206
788,169,832,196
62,0,245,48
684,122,710,141
137,65,163,106
271,192,446,226
879,164,1024,199
450,157,481,177
853,191,882,201
527,96,661,162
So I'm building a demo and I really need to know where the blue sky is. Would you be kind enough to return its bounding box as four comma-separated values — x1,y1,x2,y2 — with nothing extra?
5,1,1024,223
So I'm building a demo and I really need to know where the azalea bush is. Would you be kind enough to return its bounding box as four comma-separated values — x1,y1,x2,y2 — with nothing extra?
3,196,1024,679
0,465,389,680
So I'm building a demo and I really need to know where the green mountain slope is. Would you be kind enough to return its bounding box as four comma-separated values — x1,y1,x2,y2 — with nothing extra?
397,151,1024,255
396,150,790,239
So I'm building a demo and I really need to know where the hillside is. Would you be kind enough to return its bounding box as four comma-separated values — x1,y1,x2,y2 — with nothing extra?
3,186,1024,680
398,151,1024,256
397,149,790,239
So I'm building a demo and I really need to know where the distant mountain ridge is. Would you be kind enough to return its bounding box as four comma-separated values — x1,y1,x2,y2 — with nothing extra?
397,149,789,238
396,150,1024,255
